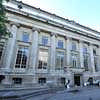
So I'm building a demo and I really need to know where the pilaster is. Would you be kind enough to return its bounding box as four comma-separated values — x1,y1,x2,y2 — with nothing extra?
50,33,56,72
66,37,71,67
89,43,95,72
79,40,84,68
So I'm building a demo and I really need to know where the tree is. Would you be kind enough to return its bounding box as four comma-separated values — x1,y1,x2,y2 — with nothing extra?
0,0,10,39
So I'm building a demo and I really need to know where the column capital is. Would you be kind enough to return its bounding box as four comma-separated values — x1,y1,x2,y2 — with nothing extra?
10,22,20,28
50,32,57,37
66,36,72,40
32,27,40,32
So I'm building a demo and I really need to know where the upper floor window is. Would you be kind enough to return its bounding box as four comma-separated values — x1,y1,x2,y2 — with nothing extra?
83,47,88,54
38,49,48,69
22,32,29,42
15,46,29,68
42,36,48,46
72,42,76,51
57,40,64,49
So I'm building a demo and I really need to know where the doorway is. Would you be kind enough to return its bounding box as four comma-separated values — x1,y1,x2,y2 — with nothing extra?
74,75,80,86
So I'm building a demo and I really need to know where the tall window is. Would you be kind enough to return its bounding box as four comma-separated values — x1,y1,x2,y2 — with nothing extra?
38,49,48,69
57,40,64,49
56,51,65,70
93,49,98,71
0,44,4,61
72,42,76,51
15,46,29,68
71,53,78,68
42,36,48,46
83,47,89,71
22,32,29,42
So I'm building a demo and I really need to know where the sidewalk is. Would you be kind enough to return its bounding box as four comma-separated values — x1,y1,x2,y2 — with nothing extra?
0,86,65,100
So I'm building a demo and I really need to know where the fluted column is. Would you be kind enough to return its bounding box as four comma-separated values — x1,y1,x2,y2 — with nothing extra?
79,40,84,68
4,23,19,71
29,27,39,73
50,33,56,72
89,44,95,72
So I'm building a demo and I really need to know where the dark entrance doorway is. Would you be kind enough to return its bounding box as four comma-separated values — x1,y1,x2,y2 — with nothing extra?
74,75,80,86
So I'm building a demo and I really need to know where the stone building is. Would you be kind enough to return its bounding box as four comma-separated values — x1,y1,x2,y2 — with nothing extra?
0,0,100,87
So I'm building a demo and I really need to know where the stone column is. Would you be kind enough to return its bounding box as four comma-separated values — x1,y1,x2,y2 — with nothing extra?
66,37,71,67
50,33,56,72
89,44,95,72
4,23,18,71
29,27,39,73
79,40,84,68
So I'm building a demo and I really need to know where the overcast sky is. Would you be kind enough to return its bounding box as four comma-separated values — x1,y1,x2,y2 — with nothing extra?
18,0,100,32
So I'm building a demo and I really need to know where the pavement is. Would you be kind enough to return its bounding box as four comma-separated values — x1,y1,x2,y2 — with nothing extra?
0,86,65,100
26,86,100,100
0,86,100,100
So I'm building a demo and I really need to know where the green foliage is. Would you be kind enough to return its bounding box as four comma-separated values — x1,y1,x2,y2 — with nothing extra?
0,0,10,39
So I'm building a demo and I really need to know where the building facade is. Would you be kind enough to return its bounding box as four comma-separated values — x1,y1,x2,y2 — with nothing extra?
0,0,100,87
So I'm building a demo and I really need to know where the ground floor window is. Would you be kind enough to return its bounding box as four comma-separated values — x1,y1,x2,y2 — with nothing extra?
56,51,65,70
12,78,22,84
38,78,46,85
94,56,98,72
38,49,48,69
0,43,4,61
71,52,79,68
15,46,29,68
83,54,89,71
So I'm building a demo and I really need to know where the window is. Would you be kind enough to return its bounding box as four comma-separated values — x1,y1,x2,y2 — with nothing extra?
42,36,48,46
0,43,4,61
58,40,64,49
72,42,76,51
13,78,22,84
83,54,89,71
15,46,29,68
38,78,46,85
22,33,29,42
71,52,79,68
83,48,89,71
71,55,77,68
38,49,48,69
56,51,64,70
83,47,87,53
93,49,96,55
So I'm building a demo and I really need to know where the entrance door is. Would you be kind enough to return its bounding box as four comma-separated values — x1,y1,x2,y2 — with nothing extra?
74,75,80,86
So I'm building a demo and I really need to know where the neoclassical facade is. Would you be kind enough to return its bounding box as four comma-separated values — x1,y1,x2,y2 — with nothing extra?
0,0,100,87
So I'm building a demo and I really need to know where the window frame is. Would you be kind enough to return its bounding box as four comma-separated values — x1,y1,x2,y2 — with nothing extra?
41,36,49,46
12,78,22,84
56,51,65,70
38,49,49,69
15,45,29,69
57,40,64,49
22,32,29,42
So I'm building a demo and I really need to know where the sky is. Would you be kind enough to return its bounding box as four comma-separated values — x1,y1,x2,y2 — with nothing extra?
18,0,100,32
